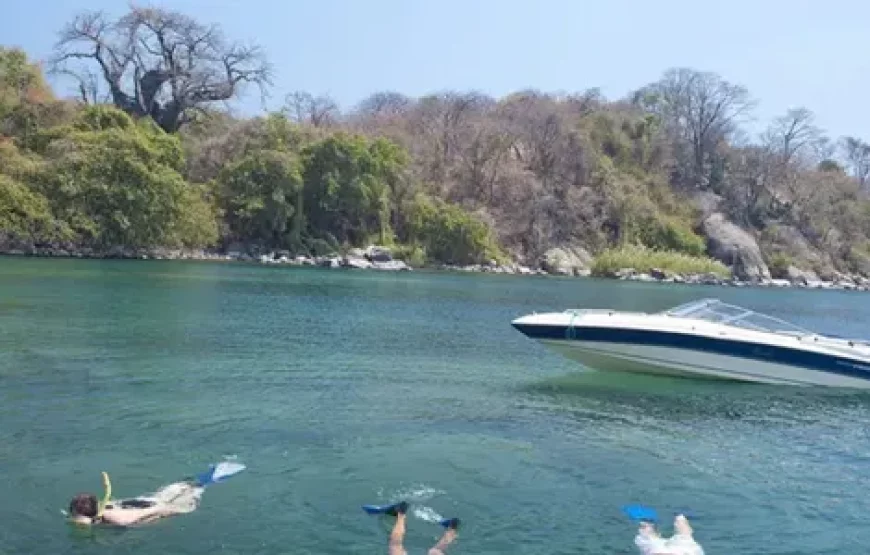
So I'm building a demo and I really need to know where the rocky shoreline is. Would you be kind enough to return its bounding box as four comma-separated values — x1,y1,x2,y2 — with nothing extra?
2,243,869,292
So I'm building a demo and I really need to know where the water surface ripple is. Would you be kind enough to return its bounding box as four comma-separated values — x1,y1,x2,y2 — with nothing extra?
1,258,870,554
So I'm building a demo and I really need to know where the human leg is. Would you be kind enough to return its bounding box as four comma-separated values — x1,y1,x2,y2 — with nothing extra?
388,502,409,555
428,518,459,555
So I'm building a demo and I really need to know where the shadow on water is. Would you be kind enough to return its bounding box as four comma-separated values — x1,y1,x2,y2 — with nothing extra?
517,368,870,426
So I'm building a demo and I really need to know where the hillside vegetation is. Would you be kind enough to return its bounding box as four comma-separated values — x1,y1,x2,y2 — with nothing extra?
2,6,870,278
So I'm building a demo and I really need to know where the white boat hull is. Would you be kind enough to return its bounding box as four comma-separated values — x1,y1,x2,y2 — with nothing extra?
540,338,870,389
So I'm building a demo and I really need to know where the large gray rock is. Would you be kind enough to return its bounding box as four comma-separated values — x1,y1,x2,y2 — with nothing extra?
761,225,835,279
785,265,819,285
364,245,393,262
540,245,593,276
342,256,373,269
702,213,771,281
691,191,724,219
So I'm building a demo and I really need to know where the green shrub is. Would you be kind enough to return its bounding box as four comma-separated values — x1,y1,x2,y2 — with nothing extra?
591,244,730,277
635,213,706,256
405,194,506,265
0,174,71,243
766,252,792,279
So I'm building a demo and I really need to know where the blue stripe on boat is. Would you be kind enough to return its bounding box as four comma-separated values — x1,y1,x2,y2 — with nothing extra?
511,322,870,382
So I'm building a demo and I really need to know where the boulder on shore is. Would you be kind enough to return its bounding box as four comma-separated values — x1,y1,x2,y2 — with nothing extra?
702,213,770,281
539,245,593,276
785,265,819,285
364,245,393,262
342,256,373,269
761,225,835,279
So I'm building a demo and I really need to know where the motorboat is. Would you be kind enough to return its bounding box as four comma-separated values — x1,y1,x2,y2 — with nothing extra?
510,298,870,388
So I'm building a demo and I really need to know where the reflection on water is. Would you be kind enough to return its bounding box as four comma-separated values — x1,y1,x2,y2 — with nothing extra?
523,369,870,426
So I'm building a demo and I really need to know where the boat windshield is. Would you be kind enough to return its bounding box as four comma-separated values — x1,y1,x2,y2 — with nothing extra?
662,298,814,336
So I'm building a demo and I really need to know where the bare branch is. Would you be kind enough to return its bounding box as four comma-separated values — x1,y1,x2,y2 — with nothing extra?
762,107,821,168
282,91,339,128
50,5,271,132
840,136,870,189
355,92,413,118
635,68,756,189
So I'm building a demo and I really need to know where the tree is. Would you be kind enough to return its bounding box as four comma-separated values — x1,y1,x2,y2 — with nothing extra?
725,145,775,226
217,149,304,248
0,174,69,245
355,91,413,118
634,68,755,190
738,108,826,223
283,91,339,128
183,112,318,183
498,91,562,181
0,47,74,148
762,108,820,169
410,91,495,187
404,193,504,265
301,133,408,246
51,5,271,133
34,105,217,248
841,136,870,189
448,110,513,203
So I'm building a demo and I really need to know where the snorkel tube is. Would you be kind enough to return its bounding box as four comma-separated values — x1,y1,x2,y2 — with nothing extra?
96,471,112,520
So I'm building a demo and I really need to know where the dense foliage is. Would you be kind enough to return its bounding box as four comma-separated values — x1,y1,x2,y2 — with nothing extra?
2,5,870,275
591,245,730,279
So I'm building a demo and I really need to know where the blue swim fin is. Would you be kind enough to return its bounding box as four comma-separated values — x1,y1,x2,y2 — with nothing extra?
194,461,246,487
362,501,407,516
623,504,658,522
362,502,399,515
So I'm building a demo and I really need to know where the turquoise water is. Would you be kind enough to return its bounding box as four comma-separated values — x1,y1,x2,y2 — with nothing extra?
2,258,870,554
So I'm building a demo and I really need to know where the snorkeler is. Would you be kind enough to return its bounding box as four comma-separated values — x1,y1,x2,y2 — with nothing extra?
387,501,460,555
634,514,704,555
67,471,195,527
66,461,246,528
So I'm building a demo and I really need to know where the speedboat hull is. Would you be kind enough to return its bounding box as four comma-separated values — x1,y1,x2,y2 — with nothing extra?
537,337,870,388
511,300,870,389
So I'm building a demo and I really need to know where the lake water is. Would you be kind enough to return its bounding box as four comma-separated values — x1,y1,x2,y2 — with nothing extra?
2,258,870,554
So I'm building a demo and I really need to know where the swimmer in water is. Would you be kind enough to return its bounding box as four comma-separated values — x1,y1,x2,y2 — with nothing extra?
388,501,460,555
67,471,203,527
634,520,669,554
633,515,704,555
664,514,704,555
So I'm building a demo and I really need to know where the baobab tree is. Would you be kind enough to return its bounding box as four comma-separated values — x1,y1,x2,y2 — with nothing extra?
50,5,271,133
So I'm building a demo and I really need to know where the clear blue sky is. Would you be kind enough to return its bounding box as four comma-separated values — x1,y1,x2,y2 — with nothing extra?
3,0,869,141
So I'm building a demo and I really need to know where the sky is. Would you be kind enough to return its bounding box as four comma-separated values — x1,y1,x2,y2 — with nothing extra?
3,0,869,141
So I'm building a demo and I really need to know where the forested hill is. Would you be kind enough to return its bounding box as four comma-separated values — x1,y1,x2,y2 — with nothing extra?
3,5,870,282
